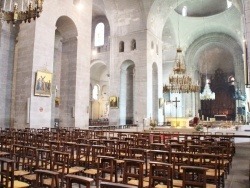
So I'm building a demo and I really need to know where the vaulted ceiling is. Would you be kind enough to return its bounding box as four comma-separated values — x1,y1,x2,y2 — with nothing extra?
92,0,244,76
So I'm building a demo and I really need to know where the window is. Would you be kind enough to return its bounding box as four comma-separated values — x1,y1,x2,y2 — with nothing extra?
227,0,232,8
92,85,99,100
151,41,154,49
131,39,136,50
95,23,104,46
182,6,187,17
119,41,124,52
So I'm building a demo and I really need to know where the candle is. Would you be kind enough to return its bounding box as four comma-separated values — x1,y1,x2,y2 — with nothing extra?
9,0,12,11
202,115,204,121
3,0,6,10
207,117,209,121
22,0,24,11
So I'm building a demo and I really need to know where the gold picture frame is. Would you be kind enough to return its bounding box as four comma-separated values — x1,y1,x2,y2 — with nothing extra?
110,96,119,108
34,70,53,97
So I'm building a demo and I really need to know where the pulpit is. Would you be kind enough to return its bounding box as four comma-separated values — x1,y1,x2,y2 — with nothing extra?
165,117,193,128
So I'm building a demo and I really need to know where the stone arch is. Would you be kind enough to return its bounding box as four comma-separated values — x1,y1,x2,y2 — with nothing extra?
53,16,78,128
120,60,135,125
90,60,109,120
186,33,243,90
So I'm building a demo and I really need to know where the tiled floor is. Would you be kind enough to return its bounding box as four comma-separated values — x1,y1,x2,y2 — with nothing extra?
225,142,250,188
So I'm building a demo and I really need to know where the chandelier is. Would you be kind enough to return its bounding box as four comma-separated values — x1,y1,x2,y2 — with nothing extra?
200,79,215,100
0,0,44,25
163,48,199,93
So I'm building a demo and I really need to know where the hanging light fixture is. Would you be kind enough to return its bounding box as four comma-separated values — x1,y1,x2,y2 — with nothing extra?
163,0,199,93
200,54,215,100
0,0,44,25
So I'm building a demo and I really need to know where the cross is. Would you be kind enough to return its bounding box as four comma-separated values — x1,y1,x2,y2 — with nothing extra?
172,97,180,108
172,97,180,127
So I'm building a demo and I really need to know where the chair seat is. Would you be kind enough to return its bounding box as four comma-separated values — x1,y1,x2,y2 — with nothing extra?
104,176,123,183
173,179,216,188
155,184,180,188
7,180,30,188
0,151,10,157
14,170,30,176
71,166,85,171
127,180,149,188
23,174,36,181
84,169,98,175
42,178,59,186
115,159,125,164
173,179,182,187
58,167,80,174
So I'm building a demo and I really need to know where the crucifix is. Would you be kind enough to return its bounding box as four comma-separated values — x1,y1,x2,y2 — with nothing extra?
172,97,180,127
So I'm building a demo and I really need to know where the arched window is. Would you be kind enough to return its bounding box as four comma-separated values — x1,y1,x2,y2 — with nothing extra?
227,0,232,8
182,6,187,17
119,41,124,52
92,85,99,100
95,23,104,46
131,39,136,50
151,41,154,49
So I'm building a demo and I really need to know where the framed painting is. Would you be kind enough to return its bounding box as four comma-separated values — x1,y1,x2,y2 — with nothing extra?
34,70,53,97
159,98,165,108
110,96,119,108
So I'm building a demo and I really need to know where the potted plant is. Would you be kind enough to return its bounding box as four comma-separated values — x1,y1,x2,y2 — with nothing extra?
195,124,203,132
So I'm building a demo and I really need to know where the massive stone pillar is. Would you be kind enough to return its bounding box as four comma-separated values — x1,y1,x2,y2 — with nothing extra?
0,24,16,128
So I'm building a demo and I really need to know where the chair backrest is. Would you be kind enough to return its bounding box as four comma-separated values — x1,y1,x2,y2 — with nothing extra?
65,174,94,188
100,182,137,188
149,161,173,188
123,158,144,187
182,166,208,188
148,150,170,163
0,157,14,188
97,155,117,184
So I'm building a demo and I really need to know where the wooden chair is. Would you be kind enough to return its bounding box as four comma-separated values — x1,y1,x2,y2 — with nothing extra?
65,174,94,188
84,145,106,183
103,140,116,156
148,150,170,163
128,148,148,176
149,161,173,188
100,182,137,188
123,158,149,188
97,155,122,188
0,157,29,188
75,143,90,169
182,166,216,188
199,153,222,187
35,169,60,188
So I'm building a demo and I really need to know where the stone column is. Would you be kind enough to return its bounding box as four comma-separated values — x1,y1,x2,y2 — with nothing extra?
0,24,16,128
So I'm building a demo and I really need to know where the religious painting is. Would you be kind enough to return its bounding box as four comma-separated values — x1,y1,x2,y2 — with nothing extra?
159,98,165,108
34,70,52,97
110,96,119,108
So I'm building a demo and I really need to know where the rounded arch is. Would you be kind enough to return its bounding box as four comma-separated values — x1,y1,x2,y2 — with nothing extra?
56,16,78,40
186,33,243,88
120,60,136,125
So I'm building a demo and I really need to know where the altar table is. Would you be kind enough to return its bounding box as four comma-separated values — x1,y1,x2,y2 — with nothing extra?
165,117,193,128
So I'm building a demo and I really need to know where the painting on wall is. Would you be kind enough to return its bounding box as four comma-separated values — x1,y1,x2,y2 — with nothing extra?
159,98,165,108
110,96,119,108
34,70,53,97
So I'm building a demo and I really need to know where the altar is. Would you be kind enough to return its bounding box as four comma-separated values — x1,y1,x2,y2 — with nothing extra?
165,117,193,128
